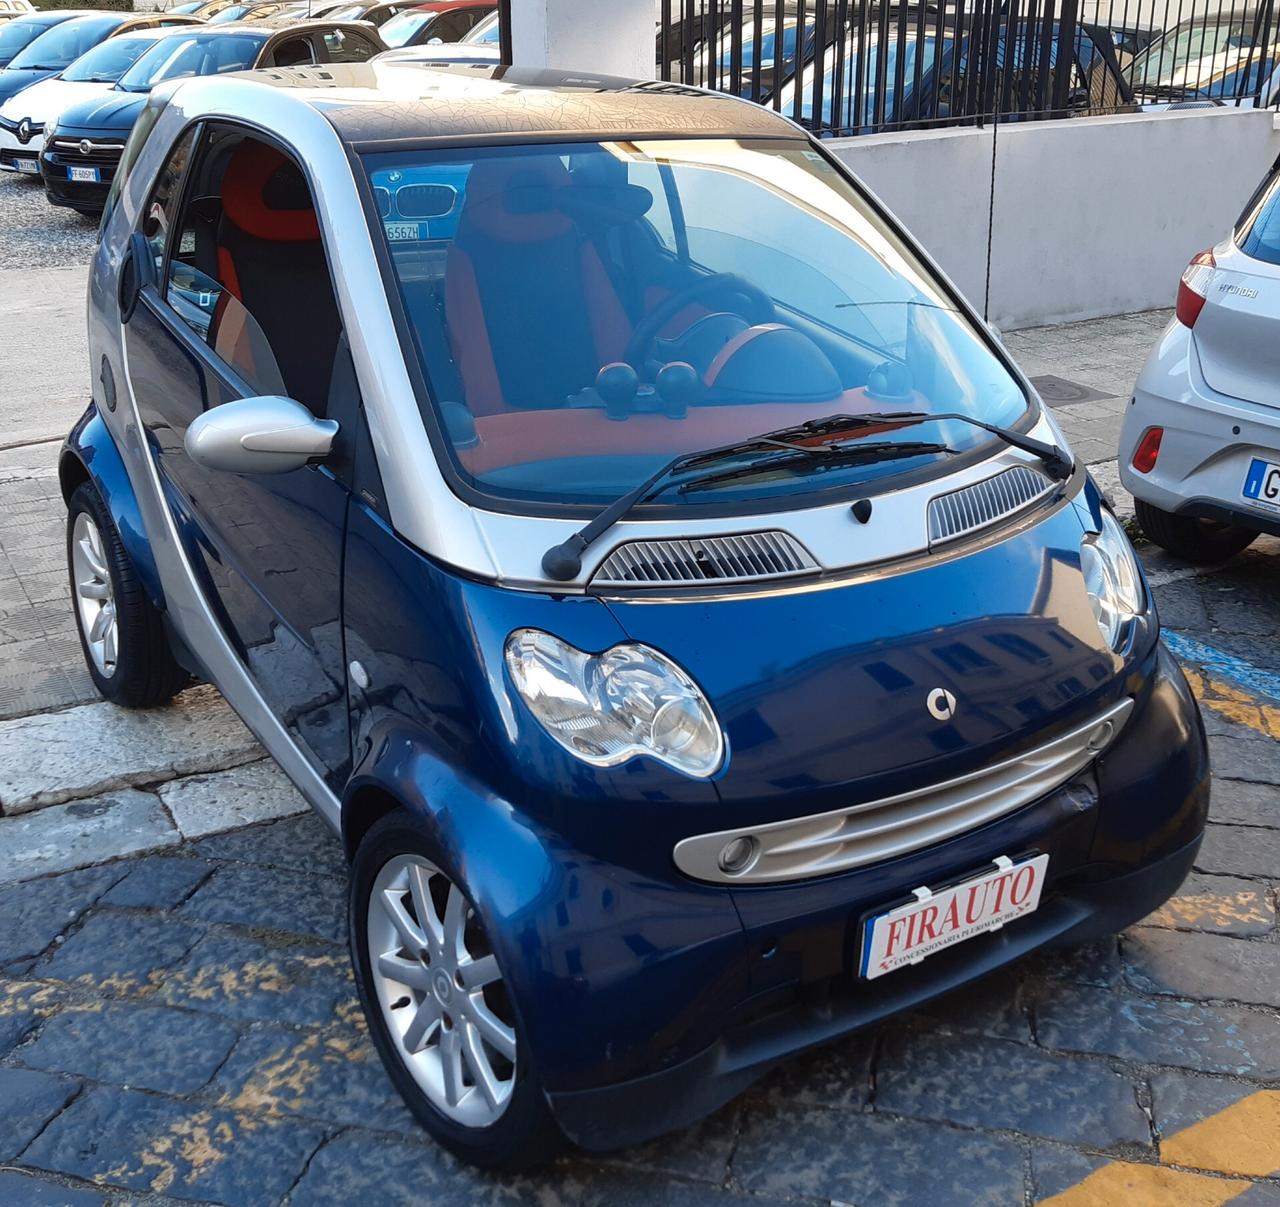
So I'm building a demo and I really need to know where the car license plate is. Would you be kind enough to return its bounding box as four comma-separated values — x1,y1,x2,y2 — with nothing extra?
68,165,99,183
385,221,426,241
14,157,38,175
1242,457,1280,513
859,853,1049,980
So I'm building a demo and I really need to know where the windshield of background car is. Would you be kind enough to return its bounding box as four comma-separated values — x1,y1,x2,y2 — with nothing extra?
379,8,437,47
0,18,45,61
466,11,498,42
61,34,157,82
1127,20,1271,93
117,32,264,91
9,15,122,70
365,138,1028,512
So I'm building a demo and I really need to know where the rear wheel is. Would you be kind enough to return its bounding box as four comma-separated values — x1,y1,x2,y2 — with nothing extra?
1134,498,1258,564
350,813,561,1170
66,482,188,708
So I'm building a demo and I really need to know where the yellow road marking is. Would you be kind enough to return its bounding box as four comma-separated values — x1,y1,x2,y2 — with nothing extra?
1042,1162,1248,1206
1162,1091,1280,1178
1042,1090,1280,1204
1183,669,1280,740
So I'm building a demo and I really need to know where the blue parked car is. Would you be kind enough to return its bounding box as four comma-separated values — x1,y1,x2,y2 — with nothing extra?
64,59,1208,1169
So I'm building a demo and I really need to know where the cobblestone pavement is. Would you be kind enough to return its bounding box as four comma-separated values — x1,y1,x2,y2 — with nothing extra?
0,221,1277,1202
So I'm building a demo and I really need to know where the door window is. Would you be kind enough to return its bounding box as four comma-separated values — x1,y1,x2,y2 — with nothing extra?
267,35,315,67
140,126,197,280
319,27,380,62
160,125,345,415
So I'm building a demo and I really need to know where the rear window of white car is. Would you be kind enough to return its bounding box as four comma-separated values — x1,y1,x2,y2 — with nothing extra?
1238,168,1280,266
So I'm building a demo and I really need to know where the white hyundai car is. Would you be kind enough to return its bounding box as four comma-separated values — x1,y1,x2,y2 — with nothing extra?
1119,167,1280,561
0,25,193,173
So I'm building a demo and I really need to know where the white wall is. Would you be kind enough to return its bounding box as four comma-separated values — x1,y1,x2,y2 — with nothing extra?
831,108,1280,330
511,0,655,79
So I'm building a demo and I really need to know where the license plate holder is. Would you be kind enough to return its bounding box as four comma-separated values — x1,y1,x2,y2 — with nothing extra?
858,853,1050,980
1242,457,1280,513
14,157,38,175
67,165,100,183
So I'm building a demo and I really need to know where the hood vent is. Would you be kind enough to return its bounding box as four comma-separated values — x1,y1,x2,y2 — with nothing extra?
928,465,1054,546
591,531,819,588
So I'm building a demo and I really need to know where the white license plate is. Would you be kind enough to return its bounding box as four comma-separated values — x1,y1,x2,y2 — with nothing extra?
385,221,424,242
67,165,99,183
1242,457,1280,513
859,853,1049,980
14,157,38,175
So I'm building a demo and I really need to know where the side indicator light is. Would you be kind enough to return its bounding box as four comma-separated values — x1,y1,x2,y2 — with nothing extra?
1133,427,1163,474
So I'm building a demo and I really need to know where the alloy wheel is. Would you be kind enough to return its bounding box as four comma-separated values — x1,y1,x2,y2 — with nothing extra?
71,511,118,677
367,854,517,1127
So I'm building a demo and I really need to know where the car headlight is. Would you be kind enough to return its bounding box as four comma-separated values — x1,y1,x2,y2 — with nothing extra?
504,629,725,778
1080,510,1145,649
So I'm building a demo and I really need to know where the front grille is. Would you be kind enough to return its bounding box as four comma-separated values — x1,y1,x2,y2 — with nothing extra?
673,698,1134,884
46,137,124,168
592,531,819,587
395,182,457,218
928,465,1055,546
0,148,39,168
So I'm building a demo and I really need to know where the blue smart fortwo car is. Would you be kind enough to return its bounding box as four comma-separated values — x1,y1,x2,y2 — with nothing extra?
63,60,1208,1169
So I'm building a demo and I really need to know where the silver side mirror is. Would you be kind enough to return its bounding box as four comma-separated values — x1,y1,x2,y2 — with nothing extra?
185,396,338,475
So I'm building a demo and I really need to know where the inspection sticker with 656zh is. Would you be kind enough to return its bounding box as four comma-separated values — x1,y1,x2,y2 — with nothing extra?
859,853,1049,980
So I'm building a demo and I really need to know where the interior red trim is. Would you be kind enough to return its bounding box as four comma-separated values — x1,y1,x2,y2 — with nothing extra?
221,140,319,243
216,245,242,302
457,388,916,476
704,323,786,387
445,246,506,415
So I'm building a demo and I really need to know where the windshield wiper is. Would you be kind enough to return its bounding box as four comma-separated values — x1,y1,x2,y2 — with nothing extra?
688,410,1075,482
676,440,955,493
540,432,871,580
540,436,952,581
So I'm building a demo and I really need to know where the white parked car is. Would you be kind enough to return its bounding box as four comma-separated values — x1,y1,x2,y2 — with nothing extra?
0,26,188,169
1119,168,1280,561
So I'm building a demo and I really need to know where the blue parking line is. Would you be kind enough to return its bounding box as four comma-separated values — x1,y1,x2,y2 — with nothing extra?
1163,630,1280,704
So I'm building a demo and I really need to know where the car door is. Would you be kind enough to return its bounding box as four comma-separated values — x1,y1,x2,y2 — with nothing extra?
121,121,354,788
312,24,383,63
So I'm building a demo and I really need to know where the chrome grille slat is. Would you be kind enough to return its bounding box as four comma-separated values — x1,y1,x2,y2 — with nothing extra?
672,698,1134,885
592,531,818,588
928,465,1054,546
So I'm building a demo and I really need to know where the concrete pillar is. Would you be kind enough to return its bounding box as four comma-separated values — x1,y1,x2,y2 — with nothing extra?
510,0,655,80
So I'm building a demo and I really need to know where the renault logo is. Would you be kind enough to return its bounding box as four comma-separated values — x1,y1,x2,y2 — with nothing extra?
926,687,957,721
16,118,31,145
78,140,92,157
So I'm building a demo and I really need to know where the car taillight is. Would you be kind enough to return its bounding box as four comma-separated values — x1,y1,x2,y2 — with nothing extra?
1176,250,1216,328
1132,427,1163,474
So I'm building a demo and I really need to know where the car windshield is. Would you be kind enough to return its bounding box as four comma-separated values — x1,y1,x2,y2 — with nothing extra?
465,11,498,42
208,5,253,22
0,18,46,60
9,15,121,70
117,32,263,91
380,8,436,47
61,35,156,83
1126,18,1272,93
708,17,813,73
366,138,1028,512
322,2,367,16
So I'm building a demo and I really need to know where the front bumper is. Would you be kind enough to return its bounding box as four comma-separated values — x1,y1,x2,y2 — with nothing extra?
530,640,1207,1149
40,144,117,210
0,142,42,172
1119,319,1280,534
549,830,1201,1151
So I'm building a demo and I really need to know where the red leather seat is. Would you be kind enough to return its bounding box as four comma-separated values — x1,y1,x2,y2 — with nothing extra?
444,157,631,416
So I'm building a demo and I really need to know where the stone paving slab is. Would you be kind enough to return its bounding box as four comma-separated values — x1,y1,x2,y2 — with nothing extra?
0,685,263,816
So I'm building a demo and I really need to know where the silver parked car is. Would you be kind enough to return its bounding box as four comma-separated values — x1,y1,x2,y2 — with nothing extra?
1120,168,1280,561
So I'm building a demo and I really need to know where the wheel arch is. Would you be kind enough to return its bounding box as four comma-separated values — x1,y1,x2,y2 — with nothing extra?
61,404,166,612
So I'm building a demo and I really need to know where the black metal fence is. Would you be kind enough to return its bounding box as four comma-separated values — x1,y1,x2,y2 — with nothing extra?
649,0,1280,136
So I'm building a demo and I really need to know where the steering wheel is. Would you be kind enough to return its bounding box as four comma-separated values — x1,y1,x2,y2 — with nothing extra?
623,273,777,372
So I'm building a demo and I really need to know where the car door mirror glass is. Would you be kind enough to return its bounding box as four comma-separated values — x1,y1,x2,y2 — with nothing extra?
185,395,339,474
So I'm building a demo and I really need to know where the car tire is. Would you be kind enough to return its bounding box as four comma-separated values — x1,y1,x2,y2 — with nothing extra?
350,812,563,1171
1133,498,1258,564
66,481,188,708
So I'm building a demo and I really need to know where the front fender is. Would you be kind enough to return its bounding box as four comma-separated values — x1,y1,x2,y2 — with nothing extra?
343,728,749,1094
60,403,165,611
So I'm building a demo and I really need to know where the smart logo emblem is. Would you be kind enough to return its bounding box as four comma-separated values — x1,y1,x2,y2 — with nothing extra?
926,687,957,721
